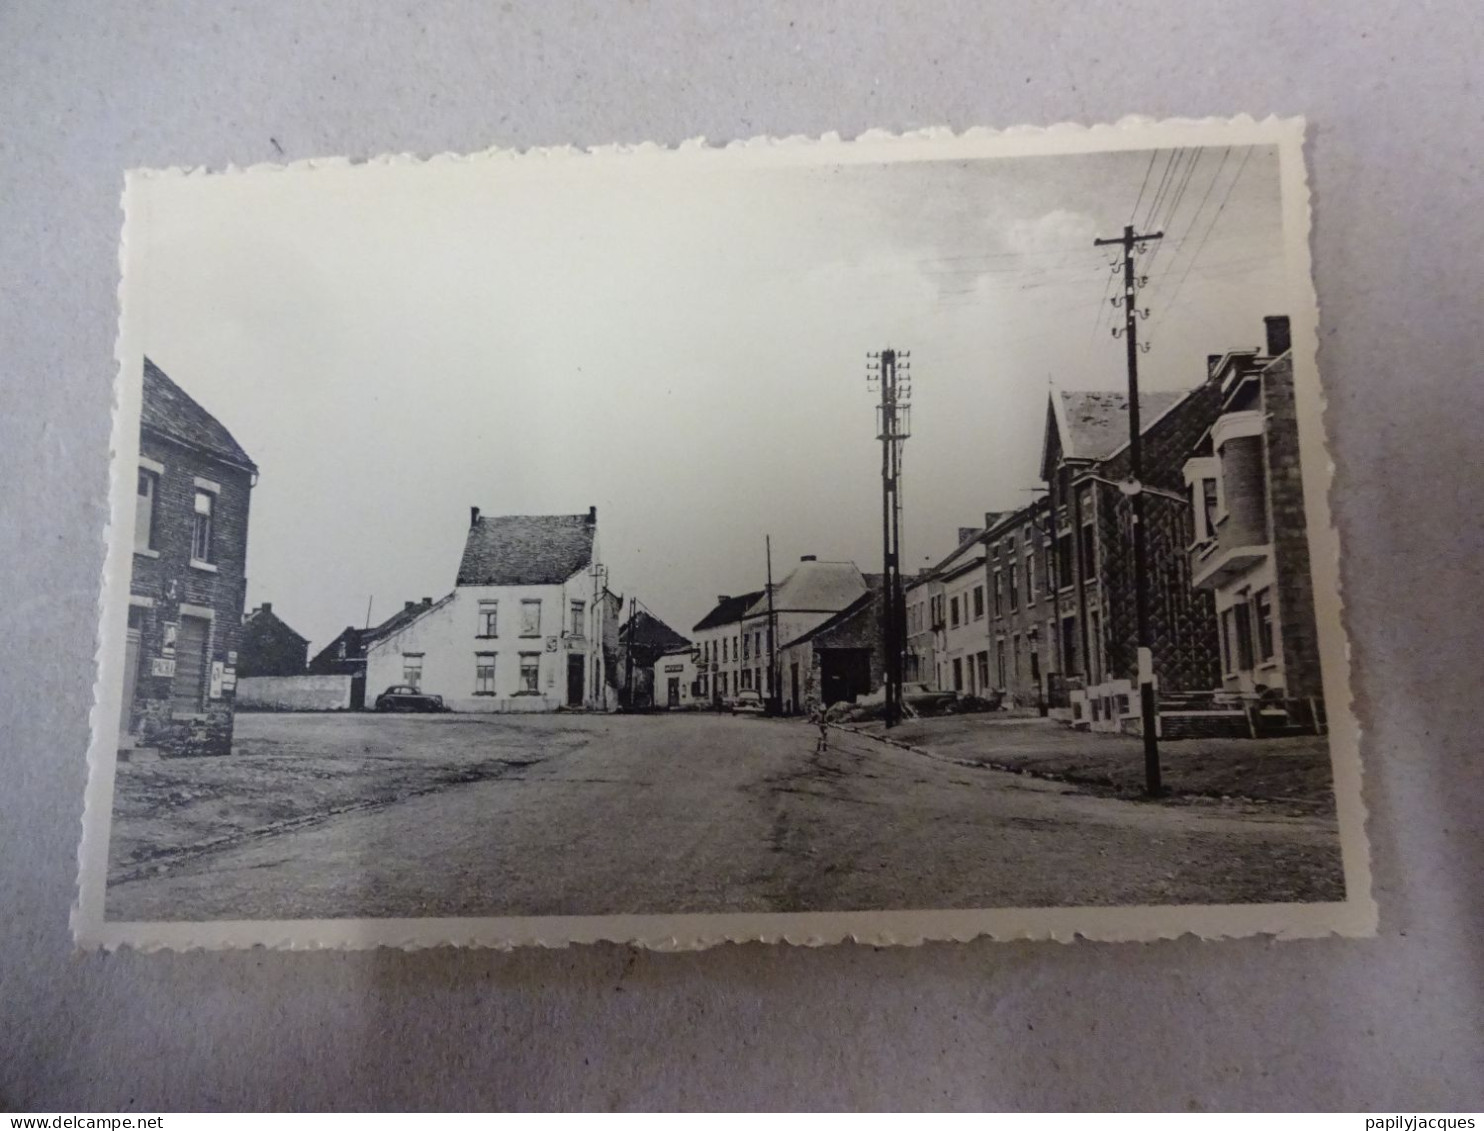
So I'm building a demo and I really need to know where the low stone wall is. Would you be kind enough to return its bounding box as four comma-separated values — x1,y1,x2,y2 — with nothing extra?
237,674,353,712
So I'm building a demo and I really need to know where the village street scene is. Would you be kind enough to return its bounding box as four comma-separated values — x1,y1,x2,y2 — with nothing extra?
102,141,1346,921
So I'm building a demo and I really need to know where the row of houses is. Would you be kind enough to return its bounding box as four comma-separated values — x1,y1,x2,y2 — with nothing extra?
904,314,1324,735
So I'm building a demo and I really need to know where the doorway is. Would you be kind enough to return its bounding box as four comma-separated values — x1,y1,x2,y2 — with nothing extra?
667,677,680,708
567,654,585,707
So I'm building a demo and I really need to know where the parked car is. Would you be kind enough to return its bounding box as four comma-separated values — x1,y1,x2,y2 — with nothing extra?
374,684,446,712
730,689,765,716
903,684,957,716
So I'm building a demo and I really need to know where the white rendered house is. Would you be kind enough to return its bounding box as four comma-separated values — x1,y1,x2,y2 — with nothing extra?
366,507,608,712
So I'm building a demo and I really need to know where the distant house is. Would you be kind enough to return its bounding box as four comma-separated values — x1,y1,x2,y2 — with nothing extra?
691,590,765,706
903,523,1000,696
740,557,870,707
238,602,309,677
615,608,691,709
122,358,257,756
651,645,701,710
365,507,607,712
309,597,439,708
777,583,886,715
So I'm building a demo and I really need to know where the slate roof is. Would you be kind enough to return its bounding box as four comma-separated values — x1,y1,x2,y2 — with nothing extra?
782,589,878,650
743,560,867,617
1054,389,1188,462
457,513,596,587
366,595,453,643
692,590,766,632
618,609,691,654
141,358,257,472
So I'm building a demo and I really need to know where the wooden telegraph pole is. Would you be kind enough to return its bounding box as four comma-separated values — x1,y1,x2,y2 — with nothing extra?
1093,223,1164,797
867,347,911,728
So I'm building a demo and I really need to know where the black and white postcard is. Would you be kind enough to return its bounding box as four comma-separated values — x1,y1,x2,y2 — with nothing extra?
77,117,1374,949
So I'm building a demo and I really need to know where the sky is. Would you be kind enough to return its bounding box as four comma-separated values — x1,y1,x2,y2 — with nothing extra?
127,140,1289,651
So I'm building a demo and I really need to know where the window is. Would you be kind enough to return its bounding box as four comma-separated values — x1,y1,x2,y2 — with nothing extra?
1235,601,1256,671
1089,611,1102,684
741,668,752,690
1254,588,1276,662
950,596,960,628
519,653,540,694
191,489,215,564
721,638,728,662
952,657,963,692
135,468,159,552
1057,532,1075,588
402,654,424,688
1009,563,1020,611
976,651,990,691
719,672,728,696
1026,553,1036,604
992,570,1002,617
1060,616,1078,674
475,653,496,694
743,633,751,660
1012,634,1021,684
1080,522,1096,582
570,600,585,638
733,635,739,661
520,599,541,637
972,585,985,620
477,600,498,638
754,631,762,658
1220,608,1236,673
996,639,1006,687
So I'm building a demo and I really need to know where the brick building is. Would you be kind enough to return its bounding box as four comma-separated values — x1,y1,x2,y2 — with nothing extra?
310,596,439,708
982,497,1056,709
1040,374,1223,731
238,602,309,677
122,359,256,757
777,585,885,715
1182,316,1324,731
691,590,764,706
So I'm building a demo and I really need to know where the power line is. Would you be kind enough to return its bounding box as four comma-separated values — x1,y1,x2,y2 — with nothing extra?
1153,146,1254,329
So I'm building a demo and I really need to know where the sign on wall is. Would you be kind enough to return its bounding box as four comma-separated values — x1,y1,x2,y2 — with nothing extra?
150,658,175,678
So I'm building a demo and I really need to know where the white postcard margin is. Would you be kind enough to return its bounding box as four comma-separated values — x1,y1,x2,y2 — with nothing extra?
75,114,1377,951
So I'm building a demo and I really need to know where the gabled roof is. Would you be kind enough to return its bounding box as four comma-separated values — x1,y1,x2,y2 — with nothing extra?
1041,387,1193,480
141,358,257,472
367,594,454,643
782,589,878,651
693,590,766,632
743,560,866,618
242,605,309,645
619,609,690,654
457,512,596,587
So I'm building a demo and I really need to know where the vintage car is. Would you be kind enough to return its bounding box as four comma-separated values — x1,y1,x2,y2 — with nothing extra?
374,684,446,712
730,689,766,716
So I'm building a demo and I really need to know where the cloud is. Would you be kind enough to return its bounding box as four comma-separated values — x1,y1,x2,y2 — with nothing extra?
1004,209,1099,257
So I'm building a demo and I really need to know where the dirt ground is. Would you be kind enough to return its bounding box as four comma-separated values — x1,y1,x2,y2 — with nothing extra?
105,711,1347,921
851,715,1338,814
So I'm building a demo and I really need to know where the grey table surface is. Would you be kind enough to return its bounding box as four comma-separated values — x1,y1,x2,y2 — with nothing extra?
2,0,1481,1112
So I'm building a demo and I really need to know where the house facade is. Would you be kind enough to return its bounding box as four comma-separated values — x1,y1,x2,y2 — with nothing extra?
691,591,764,705
651,646,701,709
123,358,257,757
744,557,870,713
982,498,1056,709
238,602,309,677
1040,377,1224,731
365,507,607,712
778,587,885,715
905,525,992,694
310,597,438,708
615,608,691,709
1183,316,1324,731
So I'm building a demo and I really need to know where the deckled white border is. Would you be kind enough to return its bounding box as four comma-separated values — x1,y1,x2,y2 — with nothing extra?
76,115,1375,951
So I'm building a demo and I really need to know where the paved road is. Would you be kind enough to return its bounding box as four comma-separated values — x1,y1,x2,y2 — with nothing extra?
106,713,1345,920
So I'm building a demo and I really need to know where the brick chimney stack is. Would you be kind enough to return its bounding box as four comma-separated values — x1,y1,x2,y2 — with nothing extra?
1264,315,1292,358
587,506,597,524
470,506,480,529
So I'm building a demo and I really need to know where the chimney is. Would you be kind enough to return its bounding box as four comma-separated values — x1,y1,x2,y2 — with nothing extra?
587,506,597,524
261,602,272,614
404,601,416,611
958,527,978,545
1207,354,1223,380
800,554,817,562
1263,315,1291,358
422,597,432,606
470,506,480,529
717,595,730,605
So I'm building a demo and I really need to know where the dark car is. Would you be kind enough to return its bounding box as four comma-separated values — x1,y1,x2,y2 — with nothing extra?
374,684,446,712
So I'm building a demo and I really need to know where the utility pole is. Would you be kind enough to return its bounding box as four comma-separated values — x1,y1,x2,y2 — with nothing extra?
1093,223,1164,796
867,347,912,728
765,535,779,715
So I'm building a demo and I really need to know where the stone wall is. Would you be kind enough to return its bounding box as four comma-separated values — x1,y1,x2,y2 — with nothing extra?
237,674,354,711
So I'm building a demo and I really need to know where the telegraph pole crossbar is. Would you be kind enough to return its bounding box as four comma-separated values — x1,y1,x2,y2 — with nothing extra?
1093,224,1165,797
